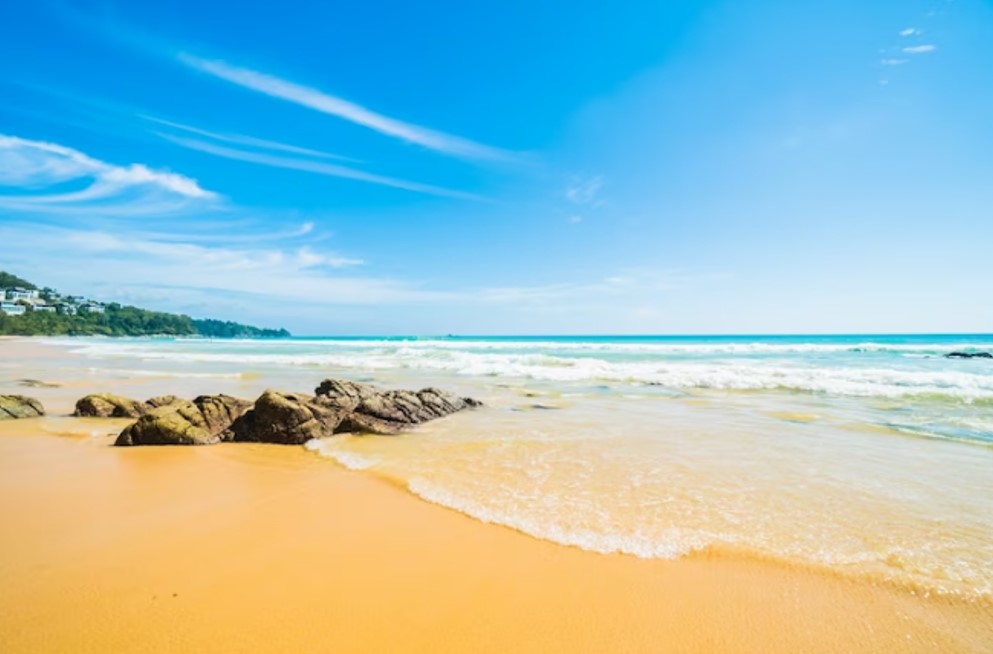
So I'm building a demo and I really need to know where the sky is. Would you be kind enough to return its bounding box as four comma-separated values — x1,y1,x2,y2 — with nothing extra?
1,0,991,335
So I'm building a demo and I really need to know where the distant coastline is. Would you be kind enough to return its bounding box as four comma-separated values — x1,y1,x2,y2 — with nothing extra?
0,270,290,338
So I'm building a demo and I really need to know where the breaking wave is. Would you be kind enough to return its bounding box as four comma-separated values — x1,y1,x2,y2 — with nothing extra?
60,337,993,401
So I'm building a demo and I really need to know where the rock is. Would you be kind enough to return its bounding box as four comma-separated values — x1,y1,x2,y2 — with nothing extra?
146,395,182,409
337,411,407,435
0,395,45,420
230,390,344,445
511,404,562,412
946,351,993,359
337,386,481,435
197,394,253,434
74,393,185,418
115,394,251,446
74,393,149,418
16,379,61,388
313,379,379,412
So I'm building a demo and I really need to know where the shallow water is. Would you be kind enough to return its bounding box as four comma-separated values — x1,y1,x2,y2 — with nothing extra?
23,334,993,600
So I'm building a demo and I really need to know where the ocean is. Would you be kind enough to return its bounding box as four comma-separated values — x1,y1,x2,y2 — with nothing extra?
50,334,993,600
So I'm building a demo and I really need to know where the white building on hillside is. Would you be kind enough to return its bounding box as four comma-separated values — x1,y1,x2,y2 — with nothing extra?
0,302,26,316
7,288,38,301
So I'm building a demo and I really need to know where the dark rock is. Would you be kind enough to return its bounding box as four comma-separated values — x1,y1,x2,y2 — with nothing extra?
16,379,61,388
146,395,182,409
522,404,562,411
114,380,481,445
230,390,344,445
197,394,253,435
946,351,993,359
115,394,251,446
75,393,186,418
336,386,481,435
74,393,149,418
337,411,407,435
313,379,379,412
0,395,45,420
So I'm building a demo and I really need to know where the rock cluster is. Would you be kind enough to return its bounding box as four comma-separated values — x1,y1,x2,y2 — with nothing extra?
109,379,480,446
0,395,45,420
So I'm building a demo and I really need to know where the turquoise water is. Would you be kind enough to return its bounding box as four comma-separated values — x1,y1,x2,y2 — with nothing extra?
63,333,993,444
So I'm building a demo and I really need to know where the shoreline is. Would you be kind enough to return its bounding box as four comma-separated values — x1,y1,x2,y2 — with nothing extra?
1,420,991,653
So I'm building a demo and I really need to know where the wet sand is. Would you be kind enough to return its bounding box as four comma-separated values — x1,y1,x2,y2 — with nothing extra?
1,423,991,653
1,338,991,652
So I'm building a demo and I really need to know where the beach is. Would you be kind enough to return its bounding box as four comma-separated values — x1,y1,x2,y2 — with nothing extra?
1,337,992,652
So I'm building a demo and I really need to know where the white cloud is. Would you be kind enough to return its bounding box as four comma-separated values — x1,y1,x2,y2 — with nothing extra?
296,247,364,268
0,224,435,307
899,28,921,37
565,176,604,205
880,59,909,66
0,133,217,215
0,135,100,186
475,269,716,305
903,45,936,54
143,116,360,162
177,53,518,163
158,132,482,200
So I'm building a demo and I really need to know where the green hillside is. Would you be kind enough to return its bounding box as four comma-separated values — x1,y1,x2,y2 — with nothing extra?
0,271,290,338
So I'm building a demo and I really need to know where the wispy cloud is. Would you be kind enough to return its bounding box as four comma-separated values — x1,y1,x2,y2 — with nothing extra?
880,58,909,66
296,246,364,269
565,176,604,205
903,44,936,54
0,224,447,307
142,115,360,162
65,231,362,270
475,269,717,304
157,132,482,200
899,27,922,37
0,133,217,215
177,53,518,164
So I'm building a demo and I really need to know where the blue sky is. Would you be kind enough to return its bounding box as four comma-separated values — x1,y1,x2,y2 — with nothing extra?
1,0,991,334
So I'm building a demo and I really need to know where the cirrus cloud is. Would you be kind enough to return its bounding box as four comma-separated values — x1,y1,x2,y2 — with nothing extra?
0,133,217,215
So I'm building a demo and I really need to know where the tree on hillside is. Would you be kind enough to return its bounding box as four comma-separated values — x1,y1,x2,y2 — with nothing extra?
0,271,37,290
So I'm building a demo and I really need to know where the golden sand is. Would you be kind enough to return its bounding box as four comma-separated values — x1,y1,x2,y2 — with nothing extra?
0,418,990,654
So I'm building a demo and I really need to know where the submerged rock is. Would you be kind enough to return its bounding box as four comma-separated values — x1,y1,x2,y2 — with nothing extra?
511,404,562,412
0,395,45,420
17,379,61,389
945,351,993,359
230,390,343,444
115,394,251,446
